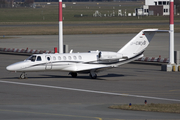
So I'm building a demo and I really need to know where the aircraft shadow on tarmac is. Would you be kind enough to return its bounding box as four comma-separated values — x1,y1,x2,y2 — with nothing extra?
42,74,125,80
2,74,127,80
39,73,127,80
3,73,131,80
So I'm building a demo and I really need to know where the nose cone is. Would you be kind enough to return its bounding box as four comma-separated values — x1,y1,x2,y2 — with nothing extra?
6,64,17,71
6,61,25,72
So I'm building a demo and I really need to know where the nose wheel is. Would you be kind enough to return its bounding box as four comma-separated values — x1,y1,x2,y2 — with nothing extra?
20,72,27,79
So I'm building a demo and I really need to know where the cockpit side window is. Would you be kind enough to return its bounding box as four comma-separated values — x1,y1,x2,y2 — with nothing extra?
37,56,42,61
31,56,36,62
27,55,36,62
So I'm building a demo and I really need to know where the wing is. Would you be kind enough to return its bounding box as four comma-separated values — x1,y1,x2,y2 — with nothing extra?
75,63,115,73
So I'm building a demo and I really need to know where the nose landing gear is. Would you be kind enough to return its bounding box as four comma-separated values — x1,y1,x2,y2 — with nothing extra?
19,72,27,79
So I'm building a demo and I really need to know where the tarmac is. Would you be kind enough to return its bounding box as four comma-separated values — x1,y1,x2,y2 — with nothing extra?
0,34,180,120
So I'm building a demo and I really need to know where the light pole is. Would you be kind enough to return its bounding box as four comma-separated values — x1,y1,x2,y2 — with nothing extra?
169,0,174,64
59,0,63,53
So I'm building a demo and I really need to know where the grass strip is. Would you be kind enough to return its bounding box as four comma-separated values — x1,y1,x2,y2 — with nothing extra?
1,20,180,25
109,103,180,114
1,24,177,35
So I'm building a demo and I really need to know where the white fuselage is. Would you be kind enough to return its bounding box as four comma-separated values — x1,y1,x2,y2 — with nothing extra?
6,51,124,73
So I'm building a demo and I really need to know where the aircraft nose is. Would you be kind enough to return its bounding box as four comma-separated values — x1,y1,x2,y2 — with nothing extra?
6,61,26,72
6,65,16,71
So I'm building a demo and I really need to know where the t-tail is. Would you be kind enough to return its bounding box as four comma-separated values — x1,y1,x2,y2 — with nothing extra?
108,29,169,66
118,29,160,59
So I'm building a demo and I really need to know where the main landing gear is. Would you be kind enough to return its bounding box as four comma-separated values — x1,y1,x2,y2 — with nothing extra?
89,72,97,79
69,71,97,79
69,72,77,78
19,72,27,79
89,70,97,79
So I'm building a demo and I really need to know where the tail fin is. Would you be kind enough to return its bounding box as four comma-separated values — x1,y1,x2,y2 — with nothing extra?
118,29,160,58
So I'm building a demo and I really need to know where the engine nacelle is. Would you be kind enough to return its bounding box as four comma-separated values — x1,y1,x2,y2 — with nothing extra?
98,51,123,60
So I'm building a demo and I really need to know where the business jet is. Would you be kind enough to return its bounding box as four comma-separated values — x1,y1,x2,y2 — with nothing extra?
6,29,165,79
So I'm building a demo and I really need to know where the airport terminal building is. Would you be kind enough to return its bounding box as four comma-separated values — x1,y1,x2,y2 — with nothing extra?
143,0,172,16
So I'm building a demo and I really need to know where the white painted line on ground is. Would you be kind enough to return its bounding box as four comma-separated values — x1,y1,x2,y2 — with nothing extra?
0,80,180,102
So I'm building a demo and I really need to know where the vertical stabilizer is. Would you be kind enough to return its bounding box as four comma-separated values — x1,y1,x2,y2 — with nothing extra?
117,29,158,58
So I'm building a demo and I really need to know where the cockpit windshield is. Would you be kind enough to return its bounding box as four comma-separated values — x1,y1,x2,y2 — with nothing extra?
26,55,36,62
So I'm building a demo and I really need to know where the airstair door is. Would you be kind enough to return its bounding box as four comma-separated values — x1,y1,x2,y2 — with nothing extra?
45,56,52,70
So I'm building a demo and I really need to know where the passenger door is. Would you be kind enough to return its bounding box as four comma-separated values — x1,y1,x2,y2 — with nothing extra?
45,56,52,70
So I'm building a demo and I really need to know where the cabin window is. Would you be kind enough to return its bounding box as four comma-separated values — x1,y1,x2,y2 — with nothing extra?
68,56,72,60
58,56,61,60
53,56,56,60
73,56,77,60
47,57,50,61
36,56,42,61
78,56,82,60
63,56,66,60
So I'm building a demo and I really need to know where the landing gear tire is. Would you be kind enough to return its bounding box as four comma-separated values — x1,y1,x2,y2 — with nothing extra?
70,72,77,78
20,72,27,79
89,73,97,79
